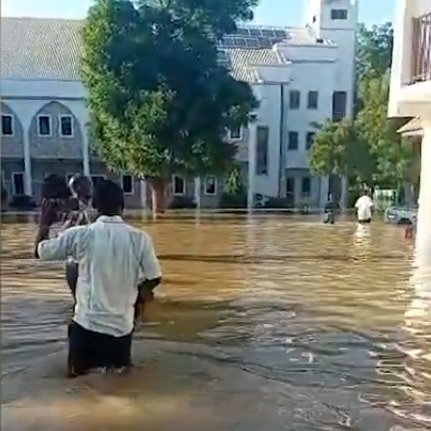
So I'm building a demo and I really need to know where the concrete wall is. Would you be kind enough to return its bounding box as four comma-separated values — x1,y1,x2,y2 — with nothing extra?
389,0,431,118
1,102,25,158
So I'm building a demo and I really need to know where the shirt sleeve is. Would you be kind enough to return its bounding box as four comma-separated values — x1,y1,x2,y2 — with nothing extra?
140,234,162,280
37,226,81,261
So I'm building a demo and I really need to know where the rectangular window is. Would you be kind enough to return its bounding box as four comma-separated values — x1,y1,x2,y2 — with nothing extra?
306,132,315,150
288,131,299,150
121,175,133,194
331,9,348,20
1,115,14,136
256,125,269,175
301,177,311,197
38,115,52,136
286,177,295,194
229,126,242,140
173,175,185,195
204,176,217,195
91,175,106,187
332,91,347,121
59,115,73,137
12,172,25,195
307,91,318,109
289,90,300,109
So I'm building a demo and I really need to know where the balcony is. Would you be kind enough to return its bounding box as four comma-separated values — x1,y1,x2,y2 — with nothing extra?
411,12,431,83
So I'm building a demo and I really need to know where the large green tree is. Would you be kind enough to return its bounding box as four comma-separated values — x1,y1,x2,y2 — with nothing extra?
309,22,417,203
81,0,258,212
308,119,374,185
356,22,393,82
355,72,412,189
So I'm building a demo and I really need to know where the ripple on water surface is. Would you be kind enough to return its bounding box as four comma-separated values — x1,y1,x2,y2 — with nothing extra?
1,214,430,430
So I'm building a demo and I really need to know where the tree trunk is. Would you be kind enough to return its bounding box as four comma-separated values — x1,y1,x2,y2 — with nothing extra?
147,177,169,216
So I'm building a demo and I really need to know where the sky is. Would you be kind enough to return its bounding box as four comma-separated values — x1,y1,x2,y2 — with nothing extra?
2,0,395,26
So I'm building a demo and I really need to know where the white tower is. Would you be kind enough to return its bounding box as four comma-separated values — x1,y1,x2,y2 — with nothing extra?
305,0,359,119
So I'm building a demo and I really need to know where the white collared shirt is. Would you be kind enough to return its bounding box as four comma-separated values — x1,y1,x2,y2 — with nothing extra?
354,195,374,221
38,216,162,336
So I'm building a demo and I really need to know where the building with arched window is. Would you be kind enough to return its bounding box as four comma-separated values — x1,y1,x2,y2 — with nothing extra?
1,1,358,209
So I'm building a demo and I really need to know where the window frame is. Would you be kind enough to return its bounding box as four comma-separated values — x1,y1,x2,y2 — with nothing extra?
1,114,14,136
59,114,74,138
228,126,243,141
37,114,52,137
204,175,218,196
285,177,295,195
172,174,186,195
121,174,134,195
307,91,319,110
301,177,311,197
289,90,300,110
11,171,25,196
256,125,269,176
331,9,348,20
306,132,316,150
287,131,299,151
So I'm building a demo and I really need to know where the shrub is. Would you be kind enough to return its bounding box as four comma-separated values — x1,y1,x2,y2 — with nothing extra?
9,195,37,211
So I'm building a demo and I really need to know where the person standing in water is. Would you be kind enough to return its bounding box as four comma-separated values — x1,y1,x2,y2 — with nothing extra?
354,189,374,224
323,193,340,224
35,179,162,377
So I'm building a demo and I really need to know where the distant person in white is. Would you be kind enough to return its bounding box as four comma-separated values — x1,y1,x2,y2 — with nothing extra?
34,179,162,378
354,190,374,224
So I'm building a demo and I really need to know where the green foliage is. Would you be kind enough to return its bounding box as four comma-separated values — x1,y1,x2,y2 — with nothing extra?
81,0,258,182
308,119,373,182
356,22,393,81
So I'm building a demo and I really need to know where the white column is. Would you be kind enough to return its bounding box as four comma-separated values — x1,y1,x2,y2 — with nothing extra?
319,176,329,209
82,134,90,176
415,124,431,267
140,179,147,209
247,123,257,210
194,177,201,209
23,135,32,195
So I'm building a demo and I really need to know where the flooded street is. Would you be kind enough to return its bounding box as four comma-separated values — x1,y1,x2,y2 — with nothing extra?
1,214,430,430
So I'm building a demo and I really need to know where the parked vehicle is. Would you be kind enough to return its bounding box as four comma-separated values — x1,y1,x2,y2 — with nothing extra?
384,207,417,225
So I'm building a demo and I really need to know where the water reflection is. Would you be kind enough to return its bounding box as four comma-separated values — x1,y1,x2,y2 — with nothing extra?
1,214,430,430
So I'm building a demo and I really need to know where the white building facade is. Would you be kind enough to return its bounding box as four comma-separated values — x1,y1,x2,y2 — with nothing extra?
388,0,431,265
1,0,358,209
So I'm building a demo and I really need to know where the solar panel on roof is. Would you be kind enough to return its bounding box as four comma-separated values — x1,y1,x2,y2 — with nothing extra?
220,37,235,47
235,28,250,37
245,37,259,48
273,30,287,38
248,28,261,37
257,37,272,48
261,29,274,37
231,37,247,48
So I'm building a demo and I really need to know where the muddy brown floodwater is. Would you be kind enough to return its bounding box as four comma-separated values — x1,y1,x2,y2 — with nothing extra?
1,213,430,431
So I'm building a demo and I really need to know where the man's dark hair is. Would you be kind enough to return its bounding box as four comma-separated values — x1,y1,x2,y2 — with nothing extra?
41,174,70,200
68,174,92,203
92,179,124,216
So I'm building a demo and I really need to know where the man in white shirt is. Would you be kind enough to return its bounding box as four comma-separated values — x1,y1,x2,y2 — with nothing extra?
354,190,374,223
35,179,162,377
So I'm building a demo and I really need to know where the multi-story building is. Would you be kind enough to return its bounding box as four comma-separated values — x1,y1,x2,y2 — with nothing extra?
1,0,358,209
388,0,430,264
